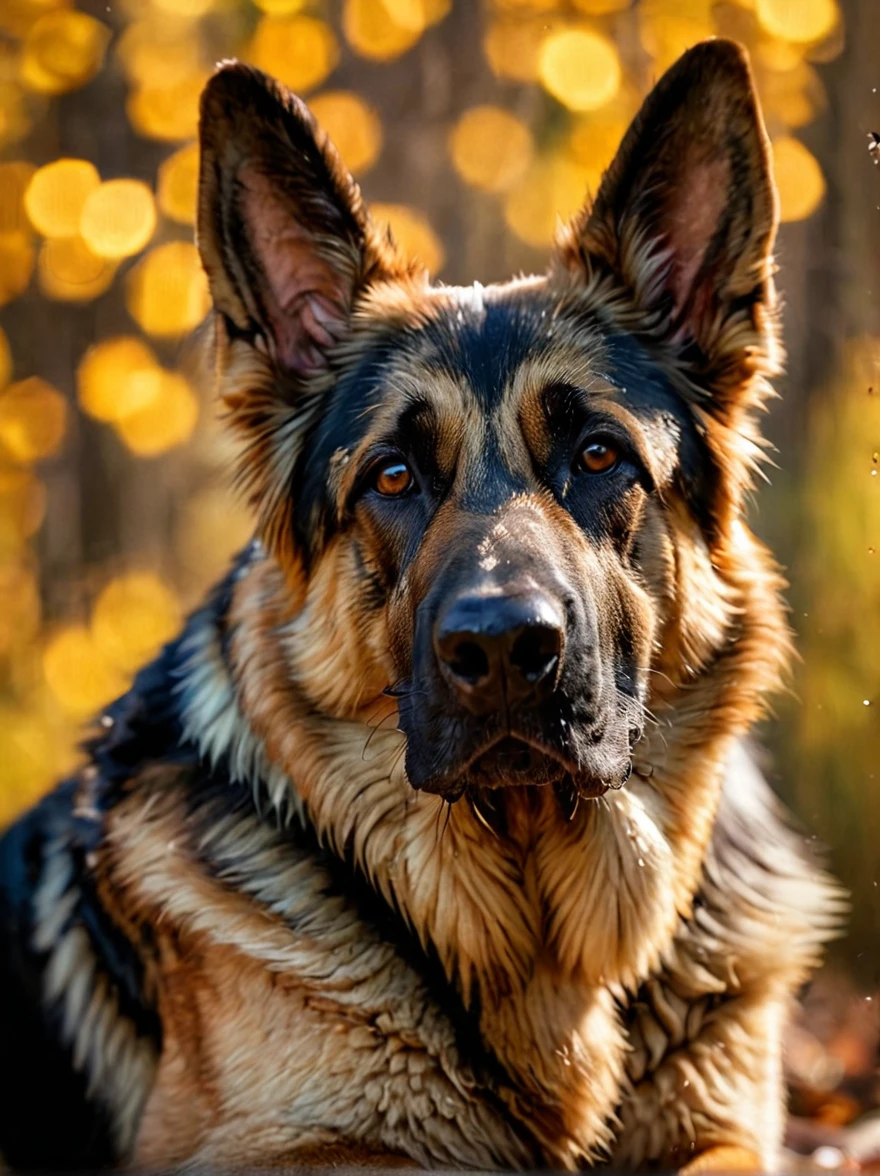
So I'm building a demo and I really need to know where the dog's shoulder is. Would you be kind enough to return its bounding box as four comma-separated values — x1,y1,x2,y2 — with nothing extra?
702,741,843,989
0,626,191,1170
0,781,110,1168
0,773,161,1168
630,741,842,1044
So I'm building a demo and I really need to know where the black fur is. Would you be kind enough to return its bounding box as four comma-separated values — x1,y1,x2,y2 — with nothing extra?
0,784,145,1169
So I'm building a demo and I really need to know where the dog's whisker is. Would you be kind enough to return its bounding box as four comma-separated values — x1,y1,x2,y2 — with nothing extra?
361,711,405,761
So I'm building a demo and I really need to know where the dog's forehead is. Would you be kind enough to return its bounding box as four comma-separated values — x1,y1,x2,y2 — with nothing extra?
367,278,613,412
306,277,694,531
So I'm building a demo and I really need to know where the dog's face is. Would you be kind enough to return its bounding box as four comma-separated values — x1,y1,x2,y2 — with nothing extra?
196,41,778,815
298,286,663,806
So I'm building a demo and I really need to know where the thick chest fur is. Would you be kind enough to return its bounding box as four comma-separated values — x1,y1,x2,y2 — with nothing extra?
134,920,527,1168
0,705,840,1173
107,780,593,1169
0,638,839,1172
93,746,831,1171
103,780,533,1169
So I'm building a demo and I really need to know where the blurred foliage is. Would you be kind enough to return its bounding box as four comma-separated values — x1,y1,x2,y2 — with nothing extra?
775,337,880,966
0,0,875,982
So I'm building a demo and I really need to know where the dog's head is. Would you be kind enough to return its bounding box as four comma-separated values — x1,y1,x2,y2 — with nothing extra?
196,40,780,815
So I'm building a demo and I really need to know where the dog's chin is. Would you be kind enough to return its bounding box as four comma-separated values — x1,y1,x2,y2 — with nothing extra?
411,733,629,813
435,736,626,834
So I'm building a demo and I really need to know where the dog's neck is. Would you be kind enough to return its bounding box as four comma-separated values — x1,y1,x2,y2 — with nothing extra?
171,534,785,1164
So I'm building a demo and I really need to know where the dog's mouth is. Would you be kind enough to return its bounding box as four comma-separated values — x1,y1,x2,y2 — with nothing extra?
445,732,616,808
464,734,577,788
397,678,641,812
451,735,615,834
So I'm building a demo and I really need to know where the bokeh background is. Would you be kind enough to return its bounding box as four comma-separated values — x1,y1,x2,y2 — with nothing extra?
0,0,878,1138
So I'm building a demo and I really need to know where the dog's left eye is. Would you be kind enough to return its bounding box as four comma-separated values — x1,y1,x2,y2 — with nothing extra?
373,460,413,497
576,439,621,475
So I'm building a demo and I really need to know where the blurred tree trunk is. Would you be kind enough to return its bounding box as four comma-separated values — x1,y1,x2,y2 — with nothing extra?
823,0,880,343
769,0,880,457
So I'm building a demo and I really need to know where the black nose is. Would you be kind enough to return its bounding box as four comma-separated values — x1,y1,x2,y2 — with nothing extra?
434,594,564,714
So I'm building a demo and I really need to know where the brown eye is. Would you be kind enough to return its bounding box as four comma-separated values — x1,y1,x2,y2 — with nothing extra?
373,460,413,497
578,440,620,474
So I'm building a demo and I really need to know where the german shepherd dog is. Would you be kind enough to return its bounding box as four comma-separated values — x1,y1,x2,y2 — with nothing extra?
0,38,842,1172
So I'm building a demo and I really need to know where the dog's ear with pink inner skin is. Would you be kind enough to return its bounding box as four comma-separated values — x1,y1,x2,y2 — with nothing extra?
197,62,400,377
554,39,780,388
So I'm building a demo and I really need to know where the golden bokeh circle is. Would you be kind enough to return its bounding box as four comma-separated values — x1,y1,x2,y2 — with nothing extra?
126,241,211,337
127,73,209,142
113,369,199,456
0,377,67,464
80,179,157,260
449,106,534,193
344,0,424,61
756,0,839,44
538,27,621,112
117,21,203,89
92,572,181,672
247,16,339,93
309,92,383,176
77,336,160,423
24,158,100,238
20,11,111,96
38,236,118,302
772,136,826,222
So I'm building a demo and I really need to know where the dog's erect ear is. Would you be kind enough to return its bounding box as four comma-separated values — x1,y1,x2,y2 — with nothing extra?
197,62,392,375
555,39,778,370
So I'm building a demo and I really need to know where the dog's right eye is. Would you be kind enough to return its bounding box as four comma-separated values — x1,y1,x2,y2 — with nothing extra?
372,460,413,498
576,439,621,475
